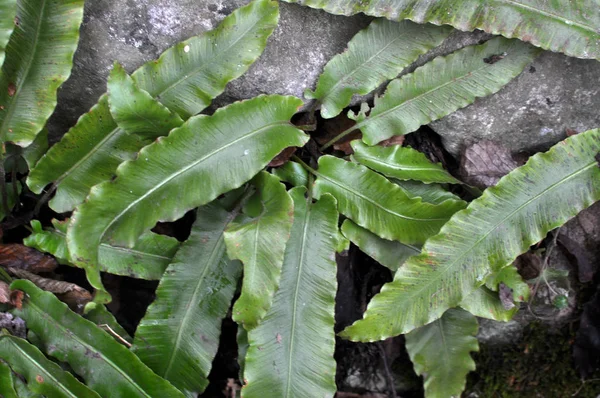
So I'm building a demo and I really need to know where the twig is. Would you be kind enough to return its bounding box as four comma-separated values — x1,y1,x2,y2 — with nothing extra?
98,324,132,347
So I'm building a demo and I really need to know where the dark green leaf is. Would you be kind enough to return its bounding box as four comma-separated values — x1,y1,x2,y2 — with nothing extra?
272,161,308,188
10,280,185,397
341,128,600,341
0,0,84,146
0,360,17,398
0,0,17,66
243,189,338,398
133,202,242,395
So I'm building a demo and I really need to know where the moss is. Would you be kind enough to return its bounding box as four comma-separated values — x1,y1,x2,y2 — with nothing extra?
466,322,600,397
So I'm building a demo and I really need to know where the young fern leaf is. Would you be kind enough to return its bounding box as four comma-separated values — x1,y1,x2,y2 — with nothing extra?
283,0,600,60
0,361,17,398
314,155,466,245
224,172,294,330
405,308,478,398
107,62,184,139
132,202,242,396
68,95,307,305
24,219,180,280
27,0,280,213
243,188,339,398
351,141,460,184
341,128,600,341
350,37,540,145
0,335,100,398
341,219,419,272
0,0,16,66
0,0,84,146
460,286,518,322
10,280,185,397
306,19,452,119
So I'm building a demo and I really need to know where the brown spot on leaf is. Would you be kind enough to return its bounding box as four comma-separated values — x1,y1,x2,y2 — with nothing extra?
276,333,282,344
35,375,43,383
7,83,16,97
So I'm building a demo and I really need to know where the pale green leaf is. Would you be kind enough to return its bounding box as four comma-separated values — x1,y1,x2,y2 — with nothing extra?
10,280,184,397
486,264,530,302
349,38,539,145
67,95,306,304
27,0,280,213
132,202,242,396
0,360,17,398
283,0,600,60
24,219,180,280
107,62,183,139
225,172,294,330
272,161,308,187
243,188,338,398
306,19,451,119
459,286,518,322
341,219,419,272
0,0,16,66
351,141,460,184
405,308,478,398
0,335,100,398
0,0,84,146
341,128,600,341
314,155,466,245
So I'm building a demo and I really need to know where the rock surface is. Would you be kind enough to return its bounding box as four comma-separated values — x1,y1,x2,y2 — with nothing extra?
430,51,600,156
47,0,371,141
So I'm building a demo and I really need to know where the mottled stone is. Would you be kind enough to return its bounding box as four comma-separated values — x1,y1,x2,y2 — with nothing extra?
430,51,600,156
47,0,371,141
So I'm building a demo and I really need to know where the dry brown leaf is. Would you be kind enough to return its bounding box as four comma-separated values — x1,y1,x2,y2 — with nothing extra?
459,140,518,188
315,113,361,153
268,147,297,167
9,290,23,309
0,244,57,273
0,281,9,304
378,135,405,147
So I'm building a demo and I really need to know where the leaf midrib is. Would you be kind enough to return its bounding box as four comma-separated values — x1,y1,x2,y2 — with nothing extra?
0,0,46,139
99,121,289,244
28,300,152,397
8,339,82,398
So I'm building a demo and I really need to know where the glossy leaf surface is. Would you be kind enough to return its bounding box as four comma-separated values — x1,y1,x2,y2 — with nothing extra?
24,219,179,280
352,141,460,184
0,0,16,68
341,128,600,341
0,0,84,146
243,189,338,398
0,335,100,398
405,308,478,398
314,155,466,244
10,280,185,397
341,219,419,272
27,0,280,213
225,172,294,330
272,161,308,188
306,19,451,118
133,202,242,396
68,95,306,303
283,0,600,60
107,62,183,139
350,38,539,145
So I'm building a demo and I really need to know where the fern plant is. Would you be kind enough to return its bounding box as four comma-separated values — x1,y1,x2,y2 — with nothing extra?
0,0,598,397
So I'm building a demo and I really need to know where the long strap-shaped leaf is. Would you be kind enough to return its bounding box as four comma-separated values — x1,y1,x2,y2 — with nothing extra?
24,219,179,280
107,62,184,139
10,280,185,397
283,0,600,60
0,0,83,146
225,172,294,330
306,19,451,119
405,308,478,398
133,202,242,396
0,360,18,398
68,95,307,304
243,188,338,398
0,335,100,398
340,128,600,341
0,0,16,66
314,155,466,245
350,37,539,145
27,0,279,213
351,141,460,184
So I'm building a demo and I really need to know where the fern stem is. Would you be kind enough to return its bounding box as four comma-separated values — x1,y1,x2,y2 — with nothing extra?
292,155,319,177
319,124,358,152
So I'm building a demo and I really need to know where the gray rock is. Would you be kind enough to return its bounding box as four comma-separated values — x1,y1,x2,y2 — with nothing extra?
430,51,600,156
47,0,371,141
